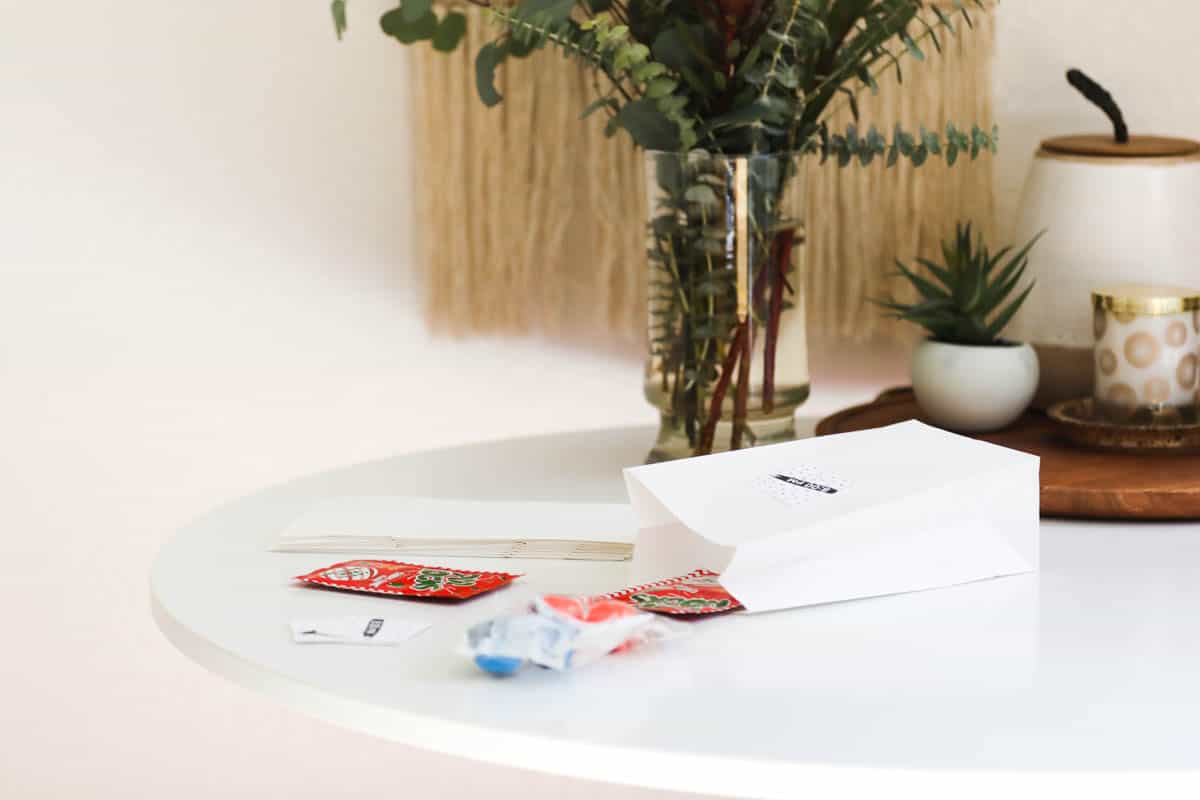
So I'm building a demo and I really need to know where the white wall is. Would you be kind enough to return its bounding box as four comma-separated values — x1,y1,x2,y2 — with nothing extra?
1,2,1195,798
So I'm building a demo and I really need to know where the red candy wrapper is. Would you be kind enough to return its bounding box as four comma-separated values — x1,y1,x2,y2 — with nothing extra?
603,569,742,616
295,559,519,601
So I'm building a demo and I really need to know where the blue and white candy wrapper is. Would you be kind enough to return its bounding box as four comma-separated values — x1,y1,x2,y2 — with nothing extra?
462,595,687,676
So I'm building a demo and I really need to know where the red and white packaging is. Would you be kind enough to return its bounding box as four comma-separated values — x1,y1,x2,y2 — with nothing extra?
603,568,742,615
295,559,519,601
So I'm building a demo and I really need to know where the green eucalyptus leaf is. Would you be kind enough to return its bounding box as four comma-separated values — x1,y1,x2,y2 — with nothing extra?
837,142,852,167
432,12,467,52
707,100,772,129
512,0,575,24
632,62,668,82
645,78,678,99
866,125,886,153
900,32,925,61
737,41,763,75
922,127,941,155
854,64,879,94
613,42,651,72
684,184,721,208
650,28,690,71
474,41,508,107
776,65,800,90
652,23,711,73
331,0,347,40
837,86,861,121
931,6,956,34
381,6,437,43
402,0,432,23
655,94,688,114
653,155,684,194
612,99,680,150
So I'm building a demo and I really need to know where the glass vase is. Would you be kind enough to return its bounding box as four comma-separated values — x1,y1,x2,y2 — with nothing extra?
644,150,810,462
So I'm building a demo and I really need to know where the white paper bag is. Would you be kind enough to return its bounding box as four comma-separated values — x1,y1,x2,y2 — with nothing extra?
623,420,1040,613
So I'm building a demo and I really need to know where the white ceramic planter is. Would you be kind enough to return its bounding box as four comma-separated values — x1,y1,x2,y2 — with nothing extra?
911,340,1039,433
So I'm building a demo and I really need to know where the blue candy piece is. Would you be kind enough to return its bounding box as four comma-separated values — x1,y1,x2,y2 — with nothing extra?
474,654,525,676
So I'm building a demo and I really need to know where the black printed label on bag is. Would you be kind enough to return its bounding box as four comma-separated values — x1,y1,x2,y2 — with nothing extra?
755,468,848,508
770,473,838,494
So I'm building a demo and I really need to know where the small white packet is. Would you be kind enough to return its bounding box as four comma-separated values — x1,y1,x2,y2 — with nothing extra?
290,616,429,645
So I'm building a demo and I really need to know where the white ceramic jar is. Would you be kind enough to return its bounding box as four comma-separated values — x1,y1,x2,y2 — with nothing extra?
911,340,1039,433
1009,134,1200,407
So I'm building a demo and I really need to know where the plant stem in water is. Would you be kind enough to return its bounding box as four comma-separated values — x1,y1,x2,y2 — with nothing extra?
698,324,746,455
731,319,752,449
762,228,795,413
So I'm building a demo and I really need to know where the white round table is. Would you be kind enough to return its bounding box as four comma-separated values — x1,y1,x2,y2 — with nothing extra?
152,424,1200,798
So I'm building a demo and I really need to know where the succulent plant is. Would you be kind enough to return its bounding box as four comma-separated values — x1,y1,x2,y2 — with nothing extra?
878,223,1041,346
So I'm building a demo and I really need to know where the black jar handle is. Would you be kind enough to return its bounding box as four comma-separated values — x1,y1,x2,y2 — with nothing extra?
1066,69,1129,143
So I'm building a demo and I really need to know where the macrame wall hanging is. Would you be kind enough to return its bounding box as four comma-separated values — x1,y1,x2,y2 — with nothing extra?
411,5,996,348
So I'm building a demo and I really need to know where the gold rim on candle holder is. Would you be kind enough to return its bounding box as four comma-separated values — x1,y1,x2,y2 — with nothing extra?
1092,285,1200,315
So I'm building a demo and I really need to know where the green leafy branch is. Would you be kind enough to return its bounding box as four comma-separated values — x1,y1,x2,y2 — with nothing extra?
814,121,998,167
479,6,703,150
684,0,991,155
805,0,986,134
344,0,999,162
362,0,470,53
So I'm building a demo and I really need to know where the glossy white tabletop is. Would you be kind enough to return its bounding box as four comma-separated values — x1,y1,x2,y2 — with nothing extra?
151,424,1200,798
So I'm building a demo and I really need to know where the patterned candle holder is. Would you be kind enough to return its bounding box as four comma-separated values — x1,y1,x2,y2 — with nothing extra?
1092,285,1200,424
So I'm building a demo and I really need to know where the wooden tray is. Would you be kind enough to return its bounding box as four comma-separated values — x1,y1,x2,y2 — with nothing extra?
816,388,1200,520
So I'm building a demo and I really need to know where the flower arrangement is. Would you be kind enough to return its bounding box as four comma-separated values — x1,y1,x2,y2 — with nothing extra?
337,0,996,161
336,0,1000,458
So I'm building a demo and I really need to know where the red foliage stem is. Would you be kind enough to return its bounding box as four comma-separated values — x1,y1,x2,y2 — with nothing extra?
730,319,752,449
697,323,747,455
761,228,795,413
751,237,775,310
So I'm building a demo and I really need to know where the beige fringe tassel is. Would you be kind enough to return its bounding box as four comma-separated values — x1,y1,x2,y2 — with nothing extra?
412,7,995,346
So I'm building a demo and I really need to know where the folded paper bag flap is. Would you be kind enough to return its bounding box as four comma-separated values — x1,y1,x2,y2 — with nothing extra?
627,522,737,584
717,461,1040,612
624,421,1036,548
623,475,736,581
